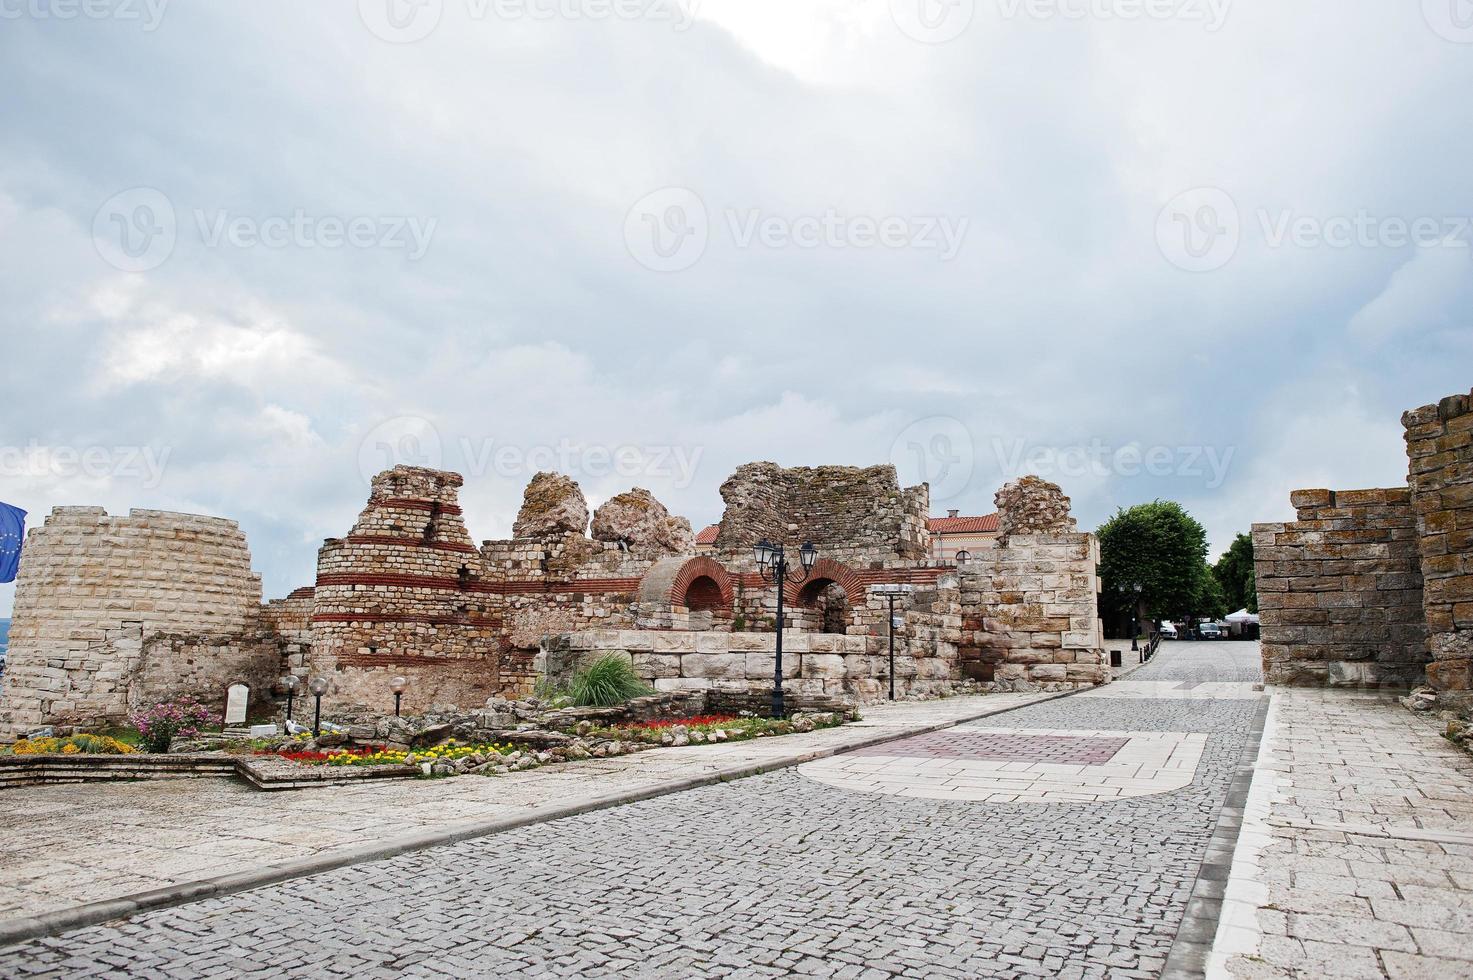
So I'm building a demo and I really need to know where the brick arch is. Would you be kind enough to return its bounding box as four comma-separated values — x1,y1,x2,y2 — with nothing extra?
783,558,865,606
667,556,736,610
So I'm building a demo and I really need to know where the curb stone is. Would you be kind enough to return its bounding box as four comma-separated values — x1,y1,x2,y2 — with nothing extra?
1160,693,1271,979
0,687,1085,948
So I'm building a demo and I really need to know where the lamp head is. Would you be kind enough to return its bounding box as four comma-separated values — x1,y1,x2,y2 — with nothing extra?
308,677,330,696
390,675,408,695
753,538,775,568
798,541,818,571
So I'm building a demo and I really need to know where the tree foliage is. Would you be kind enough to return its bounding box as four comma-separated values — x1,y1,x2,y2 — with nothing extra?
1097,501,1213,623
1212,532,1258,613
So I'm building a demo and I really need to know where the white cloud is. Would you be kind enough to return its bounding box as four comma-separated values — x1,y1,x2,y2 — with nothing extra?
1348,245,1473,345
0,1,1469,611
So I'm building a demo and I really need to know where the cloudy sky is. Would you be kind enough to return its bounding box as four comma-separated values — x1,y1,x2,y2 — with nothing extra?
2,0,1470,614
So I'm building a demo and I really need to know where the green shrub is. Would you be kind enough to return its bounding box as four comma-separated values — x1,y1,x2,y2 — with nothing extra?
568,655,651,707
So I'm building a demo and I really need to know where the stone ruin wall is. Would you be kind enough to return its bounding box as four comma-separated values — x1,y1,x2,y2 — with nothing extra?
308,467,509,716
1253,489,1428,687
1252,386,1473,699
0,507,265,738
0,462,1110,733
959,479,1106,691
711,463,930,565
1404,389,1473,706
483,473,694,656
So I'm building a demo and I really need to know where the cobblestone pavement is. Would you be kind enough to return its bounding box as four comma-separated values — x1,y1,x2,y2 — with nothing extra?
0,693,1048,925
0,644,1263,978
1214,688,1473,979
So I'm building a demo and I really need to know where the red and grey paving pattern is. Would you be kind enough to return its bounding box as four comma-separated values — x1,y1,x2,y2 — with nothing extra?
850,731,1131,764
0,644,1265,979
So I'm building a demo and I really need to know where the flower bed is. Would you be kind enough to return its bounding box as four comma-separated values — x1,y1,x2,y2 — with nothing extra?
3,734,138,756
581,711,846,746
259,739,522,776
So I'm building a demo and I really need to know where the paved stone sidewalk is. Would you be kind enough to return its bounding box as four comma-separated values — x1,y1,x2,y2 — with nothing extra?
0,692,1050,929
1212,688,1473,979
0,644,1261,978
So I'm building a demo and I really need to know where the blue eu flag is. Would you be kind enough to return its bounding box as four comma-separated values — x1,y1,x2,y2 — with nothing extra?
0,503,25,584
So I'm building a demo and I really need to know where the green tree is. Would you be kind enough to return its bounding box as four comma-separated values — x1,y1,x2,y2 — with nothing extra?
1194,561,1229,619
1096,500,1212,624
1212,533,1257,613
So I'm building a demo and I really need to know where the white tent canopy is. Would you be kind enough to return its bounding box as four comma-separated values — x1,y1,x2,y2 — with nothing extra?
1225,608,1259,623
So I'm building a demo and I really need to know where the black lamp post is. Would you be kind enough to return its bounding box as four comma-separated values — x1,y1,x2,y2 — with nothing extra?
279,674,299,721
309,677,329,736
390,675,408,717
872,585,912,701
1130,582,1143,656
754,537,818,719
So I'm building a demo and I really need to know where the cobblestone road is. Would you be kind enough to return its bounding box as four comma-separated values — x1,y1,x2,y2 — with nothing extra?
0,643,1264,979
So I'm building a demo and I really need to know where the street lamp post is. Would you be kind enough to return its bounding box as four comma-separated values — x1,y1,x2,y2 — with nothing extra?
309,677,330,736
1130,582,1143,658
279,674,299,721
871,585,914,701
754,537,818,719
390,675,408,717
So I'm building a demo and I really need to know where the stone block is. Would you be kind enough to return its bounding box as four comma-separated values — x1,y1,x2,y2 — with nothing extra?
801,654,847,679
744,651,799,680
680,653,746,679
631,652,682,679
693,632,731,654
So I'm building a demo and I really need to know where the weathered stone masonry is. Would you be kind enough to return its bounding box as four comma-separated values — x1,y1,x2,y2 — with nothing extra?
1253,488,1428,687
1404,389,1473,705
1253,386,1473,699
0,508,266,735
0,462,1109,736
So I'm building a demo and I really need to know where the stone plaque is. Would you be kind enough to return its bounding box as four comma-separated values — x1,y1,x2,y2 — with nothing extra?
224,683,249,725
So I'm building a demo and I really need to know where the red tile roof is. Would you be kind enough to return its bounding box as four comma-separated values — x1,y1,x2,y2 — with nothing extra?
927,514,999,533
695,524,720,545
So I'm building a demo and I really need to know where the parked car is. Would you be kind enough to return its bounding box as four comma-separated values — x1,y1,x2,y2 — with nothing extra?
1195,622,1224,640
1159,622,1179,639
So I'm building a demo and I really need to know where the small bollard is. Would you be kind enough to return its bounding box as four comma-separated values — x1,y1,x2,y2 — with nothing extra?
1110,649,1122,668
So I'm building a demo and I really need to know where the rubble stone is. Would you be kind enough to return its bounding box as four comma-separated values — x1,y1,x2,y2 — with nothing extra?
513,472,590,538
591,488,694,555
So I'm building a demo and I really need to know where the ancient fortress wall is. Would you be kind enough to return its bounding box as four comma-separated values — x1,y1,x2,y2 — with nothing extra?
0,507,263,737
1252,386,1472,695
309,467,506,715
712,463,930,563
959,478,1105,691
1254,489,1429,687
1403,390,1473,705
0,463,1110,732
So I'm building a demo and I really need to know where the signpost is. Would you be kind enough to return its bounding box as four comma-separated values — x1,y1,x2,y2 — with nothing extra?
870,585,915,701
